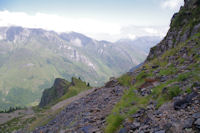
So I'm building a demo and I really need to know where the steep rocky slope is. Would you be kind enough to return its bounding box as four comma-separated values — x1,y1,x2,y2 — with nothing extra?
106,0,200,132
30,0,200,133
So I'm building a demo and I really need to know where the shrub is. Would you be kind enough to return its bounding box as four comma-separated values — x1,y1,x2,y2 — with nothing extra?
136,71,150,81
118,74,133,87
168,86,182,99
105,114,124,133
177,72,191,81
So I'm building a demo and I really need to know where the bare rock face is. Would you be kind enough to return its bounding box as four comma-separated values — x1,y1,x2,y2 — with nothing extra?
39,78,71,107
147,0,200,61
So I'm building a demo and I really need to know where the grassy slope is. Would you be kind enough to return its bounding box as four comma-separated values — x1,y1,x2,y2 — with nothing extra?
105,33,200,133
105,3,200,131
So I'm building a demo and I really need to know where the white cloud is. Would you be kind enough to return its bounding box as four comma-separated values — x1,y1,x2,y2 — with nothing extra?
127,34,137,40
88,25,169,42
161,0,184,10
0,10,169,42
0,10,120,35
120,25,169,38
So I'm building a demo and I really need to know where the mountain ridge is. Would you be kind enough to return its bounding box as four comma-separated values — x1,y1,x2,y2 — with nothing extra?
0,26,161,110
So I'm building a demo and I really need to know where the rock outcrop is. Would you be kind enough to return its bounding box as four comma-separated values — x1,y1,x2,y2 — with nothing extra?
147,0,200,60
39,78,71,107
39,77,89,107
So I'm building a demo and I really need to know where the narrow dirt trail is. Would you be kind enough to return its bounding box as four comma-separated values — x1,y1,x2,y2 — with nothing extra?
51,88,96,111
33,84,126,133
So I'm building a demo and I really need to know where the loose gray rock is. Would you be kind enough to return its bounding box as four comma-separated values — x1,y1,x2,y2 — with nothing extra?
183,118,195,129
155,130,165,133
192,112,200,119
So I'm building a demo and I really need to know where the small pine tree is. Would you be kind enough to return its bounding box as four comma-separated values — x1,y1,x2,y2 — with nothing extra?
87,83,90,87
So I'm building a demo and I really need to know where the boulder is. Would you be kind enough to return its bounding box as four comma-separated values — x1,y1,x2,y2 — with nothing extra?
183,118,195,129
130,122,140,131
174,92,198,110
192,112,200,119
194,118,200,129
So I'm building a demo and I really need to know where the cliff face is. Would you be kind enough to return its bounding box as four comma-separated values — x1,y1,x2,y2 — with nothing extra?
39,77,91,107
147,0,200,60
39,78,71,107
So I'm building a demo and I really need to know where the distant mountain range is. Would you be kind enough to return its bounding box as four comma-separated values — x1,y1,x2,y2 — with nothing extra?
116,36,162,54
0,26,161,109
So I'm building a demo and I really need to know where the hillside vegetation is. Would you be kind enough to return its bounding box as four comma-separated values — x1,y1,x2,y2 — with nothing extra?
105,0,200,132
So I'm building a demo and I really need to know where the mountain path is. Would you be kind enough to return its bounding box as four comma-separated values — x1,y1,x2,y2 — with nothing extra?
51,88,97,112
33,82,126,133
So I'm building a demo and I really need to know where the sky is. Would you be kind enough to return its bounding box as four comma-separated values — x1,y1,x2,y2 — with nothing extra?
0,0,184,42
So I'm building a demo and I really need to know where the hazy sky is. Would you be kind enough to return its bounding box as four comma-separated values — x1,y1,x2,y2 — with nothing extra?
0,0,184,42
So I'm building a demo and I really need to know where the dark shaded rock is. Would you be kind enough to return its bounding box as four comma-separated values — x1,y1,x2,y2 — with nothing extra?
131,101,136,105
192,112,200,119
162,87,168,94
132,108,146,118
174,92,198,110
163,123,172,131
152,65,159,69
154,130,165,133
185,92,198,102
81,126,92,133
132,113,142,118
174,99,188,110
119,128,128,133
183,118,195,129
194,118,200,129
191,23,200,36
160,76,168,82
192,82,200,91
154,110,162,116
130,122,140,131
